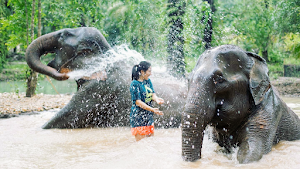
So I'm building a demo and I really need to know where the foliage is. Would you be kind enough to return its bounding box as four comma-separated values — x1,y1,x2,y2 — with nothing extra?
283,33,300,59
103,0,168,59
0,0,299,77
166,0,186,77
0,0,11,71
274,0,300,34
1,0,30,50
183,0,211,58
217,0,273,55
0,31,8,71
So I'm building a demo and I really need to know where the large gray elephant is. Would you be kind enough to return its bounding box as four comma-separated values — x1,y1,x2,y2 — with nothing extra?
182,45,300,164
25,27,186,129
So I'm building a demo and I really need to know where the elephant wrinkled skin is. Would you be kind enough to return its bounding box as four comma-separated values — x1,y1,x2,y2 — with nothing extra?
181,45,300,164
25,27,186,129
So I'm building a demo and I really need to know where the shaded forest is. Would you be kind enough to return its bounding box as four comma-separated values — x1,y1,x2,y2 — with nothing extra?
0,0,299,77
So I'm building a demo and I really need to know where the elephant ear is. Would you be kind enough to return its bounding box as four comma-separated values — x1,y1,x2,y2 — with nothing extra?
247,52,271,105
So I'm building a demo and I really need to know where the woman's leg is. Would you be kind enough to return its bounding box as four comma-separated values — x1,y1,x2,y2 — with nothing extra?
147,133,154,137
135,134,146,141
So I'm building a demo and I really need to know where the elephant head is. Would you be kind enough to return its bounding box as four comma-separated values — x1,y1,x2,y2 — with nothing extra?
182,45,300,163
25,27,111,81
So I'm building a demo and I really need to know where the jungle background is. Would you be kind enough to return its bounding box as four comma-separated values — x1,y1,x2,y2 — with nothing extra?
0,0,299,95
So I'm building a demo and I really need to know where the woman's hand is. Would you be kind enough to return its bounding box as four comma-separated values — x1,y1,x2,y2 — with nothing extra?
152,108,163,115
136,100,163,115
153,94,164,105
155,97,164,105
135,100,163,115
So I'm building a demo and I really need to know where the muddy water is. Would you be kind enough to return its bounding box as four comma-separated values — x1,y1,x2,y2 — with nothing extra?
0,97,300,169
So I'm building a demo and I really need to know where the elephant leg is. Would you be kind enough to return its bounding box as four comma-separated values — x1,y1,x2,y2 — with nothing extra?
42,95,99,129
236,115,277,163
42,81,106,129
237,137,265,163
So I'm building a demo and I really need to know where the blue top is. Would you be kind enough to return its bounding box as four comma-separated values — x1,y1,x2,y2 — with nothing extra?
129,79,155,128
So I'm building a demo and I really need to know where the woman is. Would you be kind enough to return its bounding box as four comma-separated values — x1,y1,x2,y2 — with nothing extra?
130,61,164,141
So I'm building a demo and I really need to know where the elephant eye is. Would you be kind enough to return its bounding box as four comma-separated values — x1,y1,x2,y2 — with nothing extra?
213,75,225,84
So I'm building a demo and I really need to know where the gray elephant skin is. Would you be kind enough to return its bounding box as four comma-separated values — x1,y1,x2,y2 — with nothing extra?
25,27,186,129
181,45,300,164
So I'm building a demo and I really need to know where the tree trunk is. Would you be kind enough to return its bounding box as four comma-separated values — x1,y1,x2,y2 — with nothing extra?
202,0,215,49
38,0,41,37
167,0,186,78
262,49,269,62
26,0,38,97
262,0,269,62
25,0,29,46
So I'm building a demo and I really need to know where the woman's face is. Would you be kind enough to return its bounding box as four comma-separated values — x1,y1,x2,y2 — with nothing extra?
141,66,152,80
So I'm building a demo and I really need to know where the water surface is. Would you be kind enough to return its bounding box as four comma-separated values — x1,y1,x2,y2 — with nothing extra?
0,79,77,94
0,97,299,169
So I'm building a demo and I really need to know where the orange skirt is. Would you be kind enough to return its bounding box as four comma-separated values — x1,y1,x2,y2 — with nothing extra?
131,125,154,136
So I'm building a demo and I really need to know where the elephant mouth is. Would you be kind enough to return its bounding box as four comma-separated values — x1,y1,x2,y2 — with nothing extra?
81,70,107,81
59,67,72,74
56,51,108,81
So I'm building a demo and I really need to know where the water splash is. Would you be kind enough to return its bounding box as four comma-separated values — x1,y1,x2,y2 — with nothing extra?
67,44,145,80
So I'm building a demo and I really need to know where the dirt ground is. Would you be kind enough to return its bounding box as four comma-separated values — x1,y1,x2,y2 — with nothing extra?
271,77,300,97
0,93,73,118
0,77,299,118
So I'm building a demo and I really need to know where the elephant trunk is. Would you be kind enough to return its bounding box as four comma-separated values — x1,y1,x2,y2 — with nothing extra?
182,77,215,161
25,31,67,80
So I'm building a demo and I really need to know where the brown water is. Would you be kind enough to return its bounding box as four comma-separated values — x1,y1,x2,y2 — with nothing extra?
0,97,299,169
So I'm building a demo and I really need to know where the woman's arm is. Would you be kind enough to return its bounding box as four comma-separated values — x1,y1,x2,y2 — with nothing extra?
152,93,164,104
135,100,163,115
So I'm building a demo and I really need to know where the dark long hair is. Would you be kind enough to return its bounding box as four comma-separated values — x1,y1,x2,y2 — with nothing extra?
132,61,151,80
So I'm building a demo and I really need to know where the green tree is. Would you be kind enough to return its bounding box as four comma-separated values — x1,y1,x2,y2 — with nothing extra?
0,0,11,71
274,0,300,59
274,0,300,34
183,0,214,58
103,0,168,59
202,0,216,49
166,0,186,78
216,0,274,61
26,0,38,97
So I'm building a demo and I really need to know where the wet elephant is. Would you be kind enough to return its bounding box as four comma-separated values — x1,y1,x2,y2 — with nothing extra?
25,27,186,129
181,45,300,164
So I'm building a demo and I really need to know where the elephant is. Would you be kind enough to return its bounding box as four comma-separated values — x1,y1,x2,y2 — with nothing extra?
25,27,186,129
181,45,300,164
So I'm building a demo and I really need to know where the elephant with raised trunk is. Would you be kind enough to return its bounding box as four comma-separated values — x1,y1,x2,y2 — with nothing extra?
26,27,111,81
182,45,300,164
25,27,186,129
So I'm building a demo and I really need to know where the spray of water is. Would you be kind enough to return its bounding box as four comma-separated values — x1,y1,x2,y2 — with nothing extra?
67,44,145,80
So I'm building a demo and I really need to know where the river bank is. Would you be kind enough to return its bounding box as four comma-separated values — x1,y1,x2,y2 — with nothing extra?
0,77,300,118
0,93,73,118
271,77,300,96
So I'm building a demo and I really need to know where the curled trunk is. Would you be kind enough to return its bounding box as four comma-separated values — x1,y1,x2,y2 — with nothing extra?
25,31,65,80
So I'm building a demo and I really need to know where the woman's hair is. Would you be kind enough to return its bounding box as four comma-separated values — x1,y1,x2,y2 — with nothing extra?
132,61,151,80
